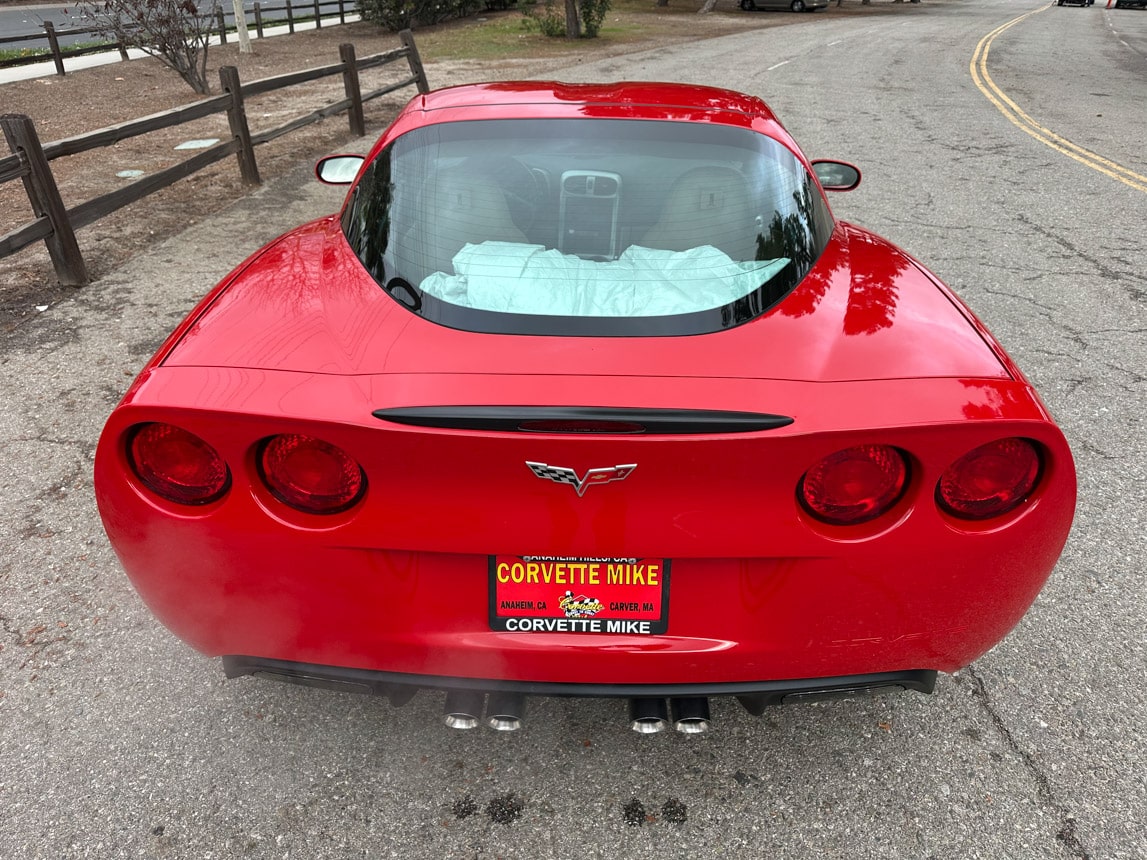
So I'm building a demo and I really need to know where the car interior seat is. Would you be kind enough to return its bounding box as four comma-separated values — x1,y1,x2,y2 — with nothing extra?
399,165,529,283
640,166,759,262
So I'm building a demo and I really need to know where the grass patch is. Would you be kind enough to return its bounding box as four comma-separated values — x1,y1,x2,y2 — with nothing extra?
413,11,561,61
0,46,50,62
0,40,119,67
412,0,752,62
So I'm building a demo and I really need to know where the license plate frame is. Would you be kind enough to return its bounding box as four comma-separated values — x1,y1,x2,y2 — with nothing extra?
489,556,670,635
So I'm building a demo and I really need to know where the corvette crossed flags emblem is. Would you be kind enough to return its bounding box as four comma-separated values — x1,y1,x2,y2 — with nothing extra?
526,461,637,497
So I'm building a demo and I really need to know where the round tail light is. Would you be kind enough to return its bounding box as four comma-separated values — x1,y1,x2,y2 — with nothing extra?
259,434,365,515
800,444,909,526
937,438,1041,520
127,422,230,505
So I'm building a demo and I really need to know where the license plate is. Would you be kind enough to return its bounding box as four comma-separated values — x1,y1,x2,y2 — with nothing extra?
489,556,669,635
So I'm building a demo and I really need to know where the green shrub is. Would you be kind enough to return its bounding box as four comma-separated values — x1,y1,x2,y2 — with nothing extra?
521,0,568,37
578,0,609,37
359,0,485,31
520,0,609,38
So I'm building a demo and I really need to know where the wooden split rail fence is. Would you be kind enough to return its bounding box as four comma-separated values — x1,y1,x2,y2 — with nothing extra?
0,30,427,287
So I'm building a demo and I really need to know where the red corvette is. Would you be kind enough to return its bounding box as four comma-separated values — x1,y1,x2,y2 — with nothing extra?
94,82,1076,734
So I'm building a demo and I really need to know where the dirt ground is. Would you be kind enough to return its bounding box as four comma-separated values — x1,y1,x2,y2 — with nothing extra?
0,4,885,330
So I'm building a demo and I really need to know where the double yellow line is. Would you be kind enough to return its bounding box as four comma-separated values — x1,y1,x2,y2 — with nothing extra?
970,4,1147,194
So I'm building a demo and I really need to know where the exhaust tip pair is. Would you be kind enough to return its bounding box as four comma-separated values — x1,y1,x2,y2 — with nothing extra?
444,690,526,731
444,692,712,734
629,697,711,734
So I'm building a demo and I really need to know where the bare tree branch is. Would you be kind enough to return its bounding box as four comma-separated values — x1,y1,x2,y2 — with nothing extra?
80,0,220,94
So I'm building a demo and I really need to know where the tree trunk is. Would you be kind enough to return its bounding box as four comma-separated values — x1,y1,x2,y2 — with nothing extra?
565,0,579,38
232,0,253,54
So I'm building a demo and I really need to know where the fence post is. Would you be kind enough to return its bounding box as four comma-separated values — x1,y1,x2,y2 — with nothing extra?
254,2,264,38
287,1,295,33
338,0,346,25
339,44,365,137
1,114,88,286
314,0,322,29
219,66,261,186
43,22,66,77
399,30,429,94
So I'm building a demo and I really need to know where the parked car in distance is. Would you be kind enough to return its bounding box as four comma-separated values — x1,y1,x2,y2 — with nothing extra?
1113,0,1146,8
741,0,828,11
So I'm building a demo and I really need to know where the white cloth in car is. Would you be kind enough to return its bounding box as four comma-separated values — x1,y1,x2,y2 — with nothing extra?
419,242,789,317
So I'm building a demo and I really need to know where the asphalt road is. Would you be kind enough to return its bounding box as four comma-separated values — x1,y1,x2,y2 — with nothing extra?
0,3,84,40
3,1,1146,857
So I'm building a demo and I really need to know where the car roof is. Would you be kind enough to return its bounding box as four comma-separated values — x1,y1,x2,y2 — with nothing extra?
375,81,799,159
412,81,780,121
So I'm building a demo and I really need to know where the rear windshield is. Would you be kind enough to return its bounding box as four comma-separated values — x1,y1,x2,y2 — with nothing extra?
341,118,834,336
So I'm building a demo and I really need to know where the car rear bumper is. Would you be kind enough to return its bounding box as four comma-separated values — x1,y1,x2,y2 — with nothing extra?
223,655,937,708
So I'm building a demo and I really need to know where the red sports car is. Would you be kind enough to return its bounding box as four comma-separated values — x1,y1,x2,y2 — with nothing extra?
94,82,1076,734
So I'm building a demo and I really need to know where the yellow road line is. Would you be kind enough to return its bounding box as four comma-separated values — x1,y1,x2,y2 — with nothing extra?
969,4,1147,194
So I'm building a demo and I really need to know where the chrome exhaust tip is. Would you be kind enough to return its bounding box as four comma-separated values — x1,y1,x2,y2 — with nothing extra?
628,698,669,734
670,697,711,734
485,691,526,732
443,690,484,730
